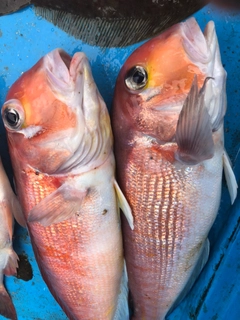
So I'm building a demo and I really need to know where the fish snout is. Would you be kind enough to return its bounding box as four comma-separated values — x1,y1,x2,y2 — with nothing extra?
182,17,210,66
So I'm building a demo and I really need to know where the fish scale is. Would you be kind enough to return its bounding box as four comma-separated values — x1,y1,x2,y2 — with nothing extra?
120,143,223,319
14,165,124,320
2,49,132,319
112,17,238,320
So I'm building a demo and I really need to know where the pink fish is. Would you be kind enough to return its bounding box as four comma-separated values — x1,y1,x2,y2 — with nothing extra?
0,159,21,320
112,17,237,319
2,49,133,319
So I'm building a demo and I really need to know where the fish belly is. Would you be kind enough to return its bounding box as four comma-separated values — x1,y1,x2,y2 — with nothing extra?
119,144,223,320
15,164,123,320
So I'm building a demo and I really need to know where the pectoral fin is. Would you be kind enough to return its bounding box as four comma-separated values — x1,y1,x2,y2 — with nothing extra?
114,180,134,230
175,76,214,165
28,184,87,227
11,193,26,228
223,150,238,204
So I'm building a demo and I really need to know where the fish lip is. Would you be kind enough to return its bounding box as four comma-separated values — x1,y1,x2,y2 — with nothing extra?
44,48,72,94
181,17,210,65
46,48,72,82
44,48,86,94
203,20,216,46
55,48,72,71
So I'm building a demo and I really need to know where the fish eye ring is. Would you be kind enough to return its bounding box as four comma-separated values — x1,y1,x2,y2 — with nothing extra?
2,100,25,131
125,66,148,91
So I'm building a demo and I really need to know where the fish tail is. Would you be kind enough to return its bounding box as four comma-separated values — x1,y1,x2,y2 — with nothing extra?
0,284,17,320
113,262,129,320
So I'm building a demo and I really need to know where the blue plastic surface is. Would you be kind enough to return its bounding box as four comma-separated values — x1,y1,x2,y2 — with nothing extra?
0,4,239,320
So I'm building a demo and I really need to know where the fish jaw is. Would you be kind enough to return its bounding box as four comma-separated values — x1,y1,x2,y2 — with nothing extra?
3,49,113,175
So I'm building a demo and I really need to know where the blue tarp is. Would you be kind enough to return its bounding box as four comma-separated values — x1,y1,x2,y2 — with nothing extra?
0,4,239,320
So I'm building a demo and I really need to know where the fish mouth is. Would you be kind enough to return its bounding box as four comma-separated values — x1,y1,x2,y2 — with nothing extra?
149,19,226,132
182,17,210,65
182,18,221,76
44,48,87,95
204,20,216,46
143,18,222,113
46,49,72,85
54,49,72,73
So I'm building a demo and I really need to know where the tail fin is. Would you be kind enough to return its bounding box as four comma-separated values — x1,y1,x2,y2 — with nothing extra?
0,285,17,320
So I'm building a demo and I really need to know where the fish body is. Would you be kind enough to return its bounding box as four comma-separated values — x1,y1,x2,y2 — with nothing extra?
112,18,237,319
2,49,131,319
0,0,205,47
0,159,20,320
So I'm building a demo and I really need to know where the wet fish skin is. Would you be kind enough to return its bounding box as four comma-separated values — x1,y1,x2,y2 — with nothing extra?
2,48,131,320
112,17,237,319
0,159,20,320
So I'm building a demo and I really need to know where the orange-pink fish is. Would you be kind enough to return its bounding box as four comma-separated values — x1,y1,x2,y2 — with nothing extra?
112,17,237,319
2,49,133,320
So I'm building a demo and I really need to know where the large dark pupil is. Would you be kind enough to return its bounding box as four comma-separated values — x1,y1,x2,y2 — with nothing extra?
133,70,144,84
6,110,19,126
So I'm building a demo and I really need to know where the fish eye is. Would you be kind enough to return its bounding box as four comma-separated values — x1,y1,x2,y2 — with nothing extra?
4,108,20,128
2,99,25,131
125,66,148,91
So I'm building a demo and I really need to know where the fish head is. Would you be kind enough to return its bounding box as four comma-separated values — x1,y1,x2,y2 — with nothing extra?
2,49,112,174
113,17,226,143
